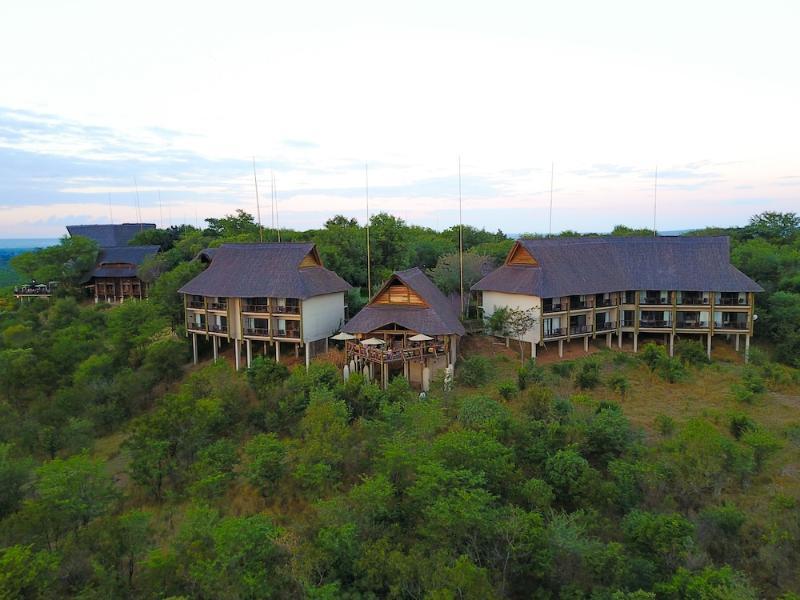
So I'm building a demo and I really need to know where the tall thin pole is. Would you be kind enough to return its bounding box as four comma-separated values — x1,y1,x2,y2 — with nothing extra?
134,177,142,229
158,190,163,229
108,193,113,224
252,157,264,242
270,170,276,233
365,162,372,298
273,173,281,242
549,162,554,237
653,165,658,236
459,156,464,317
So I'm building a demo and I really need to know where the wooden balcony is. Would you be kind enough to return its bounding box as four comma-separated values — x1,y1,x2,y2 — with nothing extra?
569,324,592,335
243,327,270,337
273,304,300,315
543,327,567,339
209,324,228,334
596,320,616,331
346,340,446,364
715,321,749,330
676,321,708,329
188,300,205,309
543,303,565,314
639,319,672,329
208,302,228,311
242,304,270,313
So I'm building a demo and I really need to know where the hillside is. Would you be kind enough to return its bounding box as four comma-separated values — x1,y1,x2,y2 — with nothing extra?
1,211,799,599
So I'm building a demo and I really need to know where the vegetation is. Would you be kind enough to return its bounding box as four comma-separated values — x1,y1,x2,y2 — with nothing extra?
0,211,798,597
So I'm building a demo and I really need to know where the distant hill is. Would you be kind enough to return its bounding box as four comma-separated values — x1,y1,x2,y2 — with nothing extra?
0,239,58,287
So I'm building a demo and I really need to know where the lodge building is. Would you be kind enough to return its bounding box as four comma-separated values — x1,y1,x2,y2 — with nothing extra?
178,243,350,369
67,223,158,302
472,236,763,360
341,267,464,390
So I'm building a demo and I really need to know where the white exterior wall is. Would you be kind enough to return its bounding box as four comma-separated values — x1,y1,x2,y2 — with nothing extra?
301,292,346,343
482,291,542,345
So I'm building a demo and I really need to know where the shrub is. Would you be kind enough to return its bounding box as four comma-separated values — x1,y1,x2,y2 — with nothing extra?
550,361,574,379
518,358,545,390
675,339,710,367
519,386,554,420
246,356,289,396
640,342,667,371
607,373,630,399
741,429,782,472
486,306,509,336
458,356,494,387
729,413,756,440
497,380,517,401
457,395,510,433
574,362,601,390
657,357,687,383
654,414,676,437
243,433,288,495
520,478,554,512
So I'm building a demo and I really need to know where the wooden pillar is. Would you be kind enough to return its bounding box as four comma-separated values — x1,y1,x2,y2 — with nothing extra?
192,333,198,365
633,333,638,353
606,333,612,348
275,341,280,362
246,339,252,368
234,341,240,371
305,344,310,371
382,363,388,389
403,362,409,379
212,336,218,363
325,337,329,353
707,333,712,359
532,342,537,359
745,335,750,363
295,344,299,358
558,339,564,358
669,333,674,357
583,336,589,352
735,334,740,352
618,331,623,348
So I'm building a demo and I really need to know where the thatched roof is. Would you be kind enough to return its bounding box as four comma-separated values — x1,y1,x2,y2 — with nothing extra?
343,267,465,336
178,243,350,299
67,223,155,247
472,236,763,297
86,246,159,279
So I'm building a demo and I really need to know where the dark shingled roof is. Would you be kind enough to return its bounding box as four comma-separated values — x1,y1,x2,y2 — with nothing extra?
67,223,156,248
87,246,159,279
343,267,465,336
472,236,763,297
178,243,351,299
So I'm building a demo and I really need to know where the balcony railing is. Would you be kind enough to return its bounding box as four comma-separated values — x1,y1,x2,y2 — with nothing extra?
716,297,748,306
716,322,748,330
273,328,300,339
544,327,567,339
208,302,228,311
242,304,270,313
244,327,270,336
188,300,205,309
677,297,707,306
596,320,616,331
596,299,614,307
676,321,707,329
273,304,300,315
639,320,672,329
346,340,447,364
621,319,636,327
14,285,53,295
642,297,670,305
188,322,206,331
569,324,591,335
543,304,564,314
209,324,228,334
570,301,593,310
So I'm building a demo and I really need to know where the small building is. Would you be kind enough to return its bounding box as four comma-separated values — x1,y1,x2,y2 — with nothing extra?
13,281,57,301
178,243,351,369
342,267,464,389
86,246,159,302
472,236,763,360
67,223,158,302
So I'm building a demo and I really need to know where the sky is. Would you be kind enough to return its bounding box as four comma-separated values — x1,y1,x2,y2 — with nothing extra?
1,1,798,237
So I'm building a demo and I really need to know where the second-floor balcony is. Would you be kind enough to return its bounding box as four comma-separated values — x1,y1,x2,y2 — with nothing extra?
543,302,565,314
273,304,301,315
188,300,205,309
596,320,616,331
273,327,301,339
242,303,270,313
244,327,271,337
676,320,708,329
569,324,592,335
621,319,636,328
209,324,228,334
641,296,670,305
543,327,567,339
188,321,206,332
208,302,228,311
639,319,672,329
716,296,749,306
715,320,749,330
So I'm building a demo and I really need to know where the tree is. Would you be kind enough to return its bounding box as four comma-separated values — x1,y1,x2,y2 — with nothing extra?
243,433,287,495
147,260,204,328
0,443,32,518
744,211,799,243
204,209,259,239
428,252,492,312
607,373,630,400
656,566,758,600
188,439,239,500
505,307,538,363
0,545,60,599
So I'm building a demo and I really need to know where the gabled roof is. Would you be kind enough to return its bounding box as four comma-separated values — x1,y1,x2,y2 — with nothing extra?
343,267,465,336
472,236,763,297
67,223,156,247
178,243,351,299
87,246,159,279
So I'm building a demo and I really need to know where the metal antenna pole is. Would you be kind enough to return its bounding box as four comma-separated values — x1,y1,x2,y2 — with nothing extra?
108,193,113,224
653,165,658,236
459,156,464,317
549,162,554,237
158,190,163,229
273,173,281,242
270,170,276,233
366,162,372,297
252,157,263,242
134,177,142,230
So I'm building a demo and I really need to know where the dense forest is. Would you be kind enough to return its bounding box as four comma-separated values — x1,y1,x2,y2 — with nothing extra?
1,211,799,599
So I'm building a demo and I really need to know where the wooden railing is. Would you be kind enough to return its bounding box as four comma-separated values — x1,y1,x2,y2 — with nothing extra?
676,321,708,329
346,340,446,364
639,320,672,328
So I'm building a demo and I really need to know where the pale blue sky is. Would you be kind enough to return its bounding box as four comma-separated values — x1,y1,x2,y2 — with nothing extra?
1,1,798,236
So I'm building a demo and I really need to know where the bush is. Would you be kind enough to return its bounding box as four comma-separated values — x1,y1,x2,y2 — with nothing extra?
518,358,545,390
550,361,574,379
497,380,517,401
607,373,630,399
243,433,288,495
142,338,189,383
741,429,782,472
657,357,687,383
457,395,510,433
519,386,555,420
729,413,756,440
574,362,601,390
247,356,289,396
458,356,494,387
675,339,710,367
640,342,668,371
654,414,676,437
